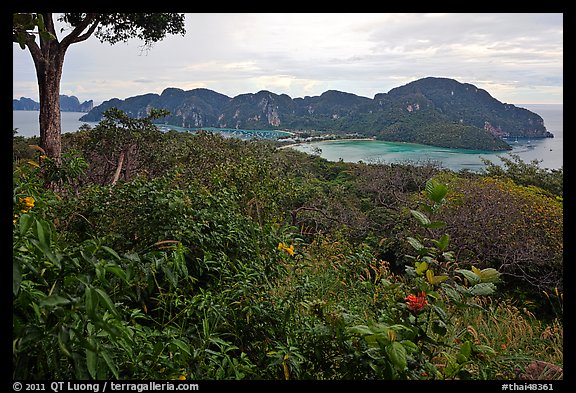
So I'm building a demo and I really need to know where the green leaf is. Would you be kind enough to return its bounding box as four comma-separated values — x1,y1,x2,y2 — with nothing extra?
13,260,21,296
39,31,56,41
419,256,434,266
35,219,51,249
400,340,419,353
81,250,95,265
58,328,72,358
171,338,191,357
348,325,374,336
13,13,34,28
474,344,497,356
425,179,448,205
468,282,497,296
104,264,128,283
39,295,71,308
478,268,501,283
86,348,97,379
442,285,463,303
94,288,119,317
410,210,431,226
32,241,61,269
423,220,447,229
441,250,455,262
426,269,449,285
101,351,119,379
16,32,28,49
35,14,45,30
458,341,472,362
385,341,407,371
374,332,391,347
101,245,122,261
415,261,428,275
456,269,481,285
388,324,415,333
432,233,450,252
432,275,449,284
430,304,448,323
364,335,381,348
30,220,61,267
85,286,97,319
406,236,424,251
19,213,33,236
404,265,417,277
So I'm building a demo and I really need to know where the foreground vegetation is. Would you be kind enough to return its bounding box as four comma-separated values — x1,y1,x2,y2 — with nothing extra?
13,110,563,380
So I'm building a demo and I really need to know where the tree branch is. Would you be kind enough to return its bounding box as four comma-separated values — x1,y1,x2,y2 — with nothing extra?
23,33,42,62
111,150,125,186
60,13,100,49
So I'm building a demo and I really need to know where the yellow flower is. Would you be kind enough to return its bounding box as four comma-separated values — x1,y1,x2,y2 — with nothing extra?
277,242,295,256
19,196,35,213
178,373,188,380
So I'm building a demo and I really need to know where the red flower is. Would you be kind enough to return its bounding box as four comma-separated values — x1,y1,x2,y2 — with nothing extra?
405,291,428,312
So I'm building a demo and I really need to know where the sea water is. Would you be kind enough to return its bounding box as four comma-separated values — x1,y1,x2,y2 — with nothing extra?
12,111,98,137
291,104,563,172
13,104,562,172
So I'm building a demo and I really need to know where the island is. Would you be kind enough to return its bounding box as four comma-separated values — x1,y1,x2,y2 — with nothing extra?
13,95,93,112
79,77,553,151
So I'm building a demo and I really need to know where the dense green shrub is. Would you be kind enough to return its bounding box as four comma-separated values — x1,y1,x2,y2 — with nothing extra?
481,154,563,197
426,173,563,294
12,110,562,380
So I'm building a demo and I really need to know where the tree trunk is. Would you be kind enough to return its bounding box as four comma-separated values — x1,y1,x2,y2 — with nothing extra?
34,42,65,163
111,150,125,185
22,13,101,164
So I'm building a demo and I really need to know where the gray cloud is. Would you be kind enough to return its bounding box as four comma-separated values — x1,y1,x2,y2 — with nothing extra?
13,13,563,104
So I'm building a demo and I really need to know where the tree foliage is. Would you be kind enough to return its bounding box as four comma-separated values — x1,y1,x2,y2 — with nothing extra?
12,12,186,163
58,13,185,49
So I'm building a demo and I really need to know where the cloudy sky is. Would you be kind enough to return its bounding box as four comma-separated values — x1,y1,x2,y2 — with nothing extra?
13,13,563,106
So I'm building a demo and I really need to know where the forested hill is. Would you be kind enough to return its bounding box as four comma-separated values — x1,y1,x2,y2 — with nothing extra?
80,77,553,151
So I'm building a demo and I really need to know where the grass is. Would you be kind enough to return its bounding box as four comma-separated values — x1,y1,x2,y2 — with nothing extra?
447,297,563,379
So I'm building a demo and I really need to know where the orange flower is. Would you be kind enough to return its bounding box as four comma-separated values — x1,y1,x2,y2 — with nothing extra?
405,291,428,312
277,242,295,256
19,196,35,213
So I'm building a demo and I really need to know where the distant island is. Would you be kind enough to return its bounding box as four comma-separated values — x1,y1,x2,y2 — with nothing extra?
80,77,553,151
13,95,93,112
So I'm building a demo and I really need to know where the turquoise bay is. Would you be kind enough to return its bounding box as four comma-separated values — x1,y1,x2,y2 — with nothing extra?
290,139,536,172
290,104,563,172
